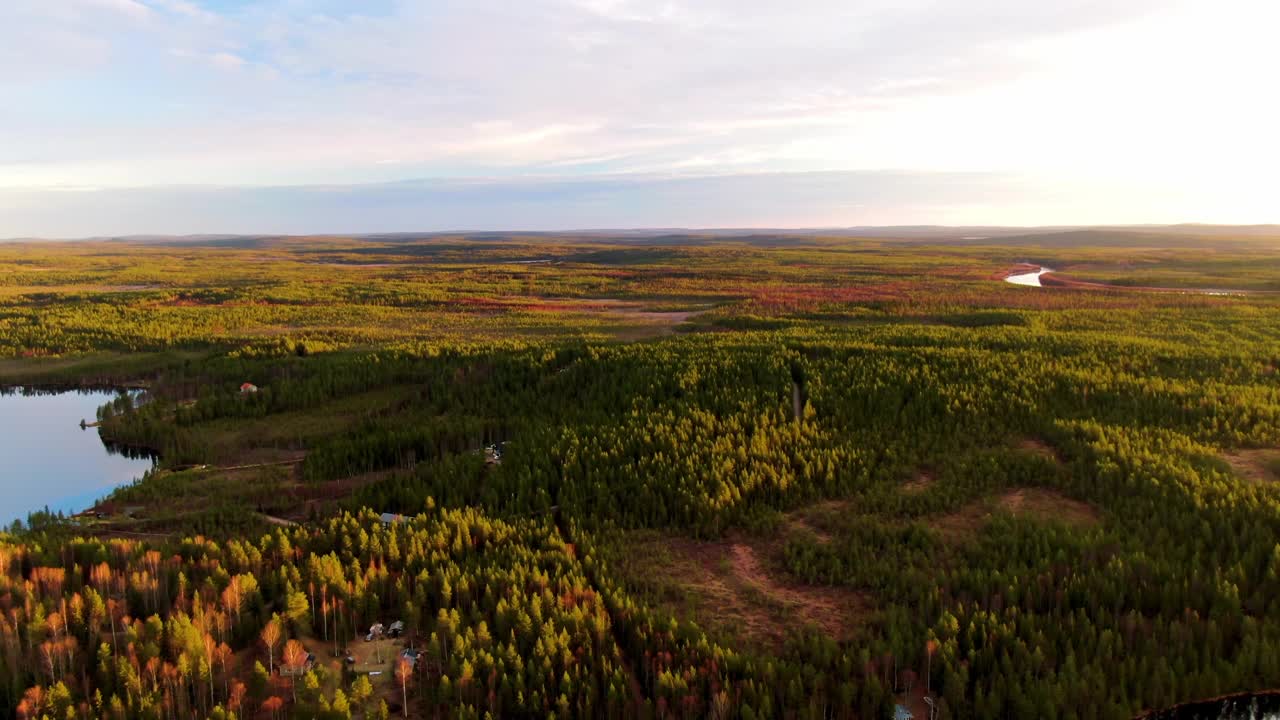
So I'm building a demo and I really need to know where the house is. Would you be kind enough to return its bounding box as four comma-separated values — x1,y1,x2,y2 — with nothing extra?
239,383,259,394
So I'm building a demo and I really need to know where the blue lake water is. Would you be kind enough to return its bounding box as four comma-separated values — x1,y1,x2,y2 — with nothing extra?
0,389,155,526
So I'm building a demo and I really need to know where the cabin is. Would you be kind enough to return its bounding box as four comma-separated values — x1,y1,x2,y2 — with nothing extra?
239,383,259,394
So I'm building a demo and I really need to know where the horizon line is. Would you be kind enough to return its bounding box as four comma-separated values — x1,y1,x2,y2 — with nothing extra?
6,223,1280,244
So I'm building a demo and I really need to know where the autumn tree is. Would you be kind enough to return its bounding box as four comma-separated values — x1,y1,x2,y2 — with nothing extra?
395,657,413,718
282,639,309,702
260,617,282,675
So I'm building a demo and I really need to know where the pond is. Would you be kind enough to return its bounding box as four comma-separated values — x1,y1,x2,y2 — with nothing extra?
0,388,156,527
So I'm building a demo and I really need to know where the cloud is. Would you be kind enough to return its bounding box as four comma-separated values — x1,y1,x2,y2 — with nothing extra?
149,0,219,23
86,0,151,20
0,0,1276,229
209,51,246,69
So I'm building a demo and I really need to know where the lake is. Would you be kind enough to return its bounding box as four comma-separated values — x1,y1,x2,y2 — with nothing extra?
0,388,156,526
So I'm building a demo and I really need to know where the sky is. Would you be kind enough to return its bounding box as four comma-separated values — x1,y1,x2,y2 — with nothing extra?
1,0,1277,236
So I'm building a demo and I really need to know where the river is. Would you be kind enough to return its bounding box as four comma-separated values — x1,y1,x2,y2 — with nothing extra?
1004,266,1256,295
1005,267,1053,287
0,388,155,526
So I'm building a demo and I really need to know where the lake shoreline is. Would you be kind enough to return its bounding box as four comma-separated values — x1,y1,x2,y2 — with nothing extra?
1134,689,1280,719
0,387,157,526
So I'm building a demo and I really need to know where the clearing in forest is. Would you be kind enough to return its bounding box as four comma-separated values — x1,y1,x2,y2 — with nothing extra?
782,499,851,544
617,532,868,648
932,488,1099,541
998,488,1098,524
901,469,936,494
1221,449,1280,485
1015,438,1065,464
525,297,710,340
784,514,832,544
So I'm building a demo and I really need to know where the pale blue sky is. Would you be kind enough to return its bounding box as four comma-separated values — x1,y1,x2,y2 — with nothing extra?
1,0,1276,236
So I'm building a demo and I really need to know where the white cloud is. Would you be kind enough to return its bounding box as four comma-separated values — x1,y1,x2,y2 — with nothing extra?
85,0,151,20
149,0,219,23
209,51,246,69
0,0,1275,228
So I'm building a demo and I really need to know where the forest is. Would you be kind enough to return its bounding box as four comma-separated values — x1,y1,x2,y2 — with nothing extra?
1,230,1279,719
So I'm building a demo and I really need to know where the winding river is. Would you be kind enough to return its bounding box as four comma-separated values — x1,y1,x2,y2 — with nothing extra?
0,389,155,526
1005,267,1054,287
1004,266,1260,295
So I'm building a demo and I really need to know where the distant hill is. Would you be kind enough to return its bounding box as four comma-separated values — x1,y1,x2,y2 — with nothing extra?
5,225,1278,247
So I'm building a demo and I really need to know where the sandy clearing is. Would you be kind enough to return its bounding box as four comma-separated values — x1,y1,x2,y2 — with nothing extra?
902,470,936,494
1016,438,1064,464
632,533,868,647
933,488,1099,541
1222,449,1280,485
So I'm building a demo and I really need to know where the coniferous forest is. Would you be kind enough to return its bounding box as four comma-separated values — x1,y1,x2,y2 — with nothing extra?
1,231,1279,719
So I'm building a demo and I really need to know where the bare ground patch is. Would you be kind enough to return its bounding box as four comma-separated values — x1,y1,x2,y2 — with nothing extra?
932,488,1099,541
998,488,1099,525
901,469,936,494
1222,449,1280,485
783,499,855,544
931,503,991,543
785,515,832,544
727,544,859,637
620,531,868,648
1016,438,1064,464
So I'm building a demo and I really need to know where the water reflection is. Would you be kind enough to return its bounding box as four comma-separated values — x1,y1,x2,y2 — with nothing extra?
0,387,156,526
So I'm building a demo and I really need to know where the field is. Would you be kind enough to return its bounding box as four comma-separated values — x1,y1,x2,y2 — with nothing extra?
2,229,1280,719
